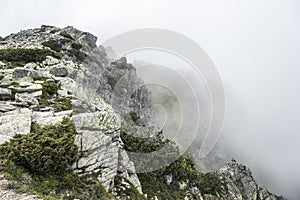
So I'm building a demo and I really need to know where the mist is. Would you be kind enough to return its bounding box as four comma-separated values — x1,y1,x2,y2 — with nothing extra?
1,0,300,199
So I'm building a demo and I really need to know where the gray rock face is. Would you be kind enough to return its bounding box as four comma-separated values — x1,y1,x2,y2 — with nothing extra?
0,103,17,112
0,109,32,144
49,67,68,77
71,98,142,193
216,160,286,200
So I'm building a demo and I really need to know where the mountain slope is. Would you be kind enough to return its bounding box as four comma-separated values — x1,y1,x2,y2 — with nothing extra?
0,25,286,200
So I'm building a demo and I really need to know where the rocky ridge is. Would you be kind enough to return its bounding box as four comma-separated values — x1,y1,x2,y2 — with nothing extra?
0,25,286,199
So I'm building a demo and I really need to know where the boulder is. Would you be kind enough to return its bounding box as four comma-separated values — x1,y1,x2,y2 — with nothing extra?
12,68,39,82
15,93,39,106
50,67,68,77
58,77,77,93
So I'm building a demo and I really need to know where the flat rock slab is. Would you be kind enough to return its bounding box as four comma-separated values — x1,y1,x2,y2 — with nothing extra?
0,110,31,144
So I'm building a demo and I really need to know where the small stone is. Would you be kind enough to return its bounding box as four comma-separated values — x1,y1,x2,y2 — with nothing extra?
0,88,12,100
19,81,33,87
54,110,73,117
43,56,60,66
57,89,68,97
24,62,38,69
34,80,45,84
46,78,55,83
0,61,6,68
30,90,43,98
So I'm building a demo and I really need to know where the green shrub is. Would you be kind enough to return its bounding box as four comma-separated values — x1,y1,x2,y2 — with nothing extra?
0,118,114,199
113,176,146,200
53,97,72,111
1,160,114,199
71,42,83,50
120,130,172,153
138,173,186,200
67,48,87,62
60,31,74,40
0,48,61,64
129,111,140,123
0,117,78,175
120,129,222,198
50,29,59,34
42,40,63,52
39,81,59,107
106,74,117,89
59,38,72,45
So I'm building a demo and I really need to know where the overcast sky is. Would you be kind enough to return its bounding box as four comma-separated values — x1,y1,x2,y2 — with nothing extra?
1,0,300,199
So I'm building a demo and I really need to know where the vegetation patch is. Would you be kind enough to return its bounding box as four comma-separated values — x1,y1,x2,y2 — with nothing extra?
53,97,72,112
60,31,74,40
42,38,86,62
71,42,83,50
42,40,63,52
0,118,78,175
106,74,117,89
120,129,223,199
39,81,59,107
129,111,140,123
67,48,87,62
0,118,113,200
113,176,146,200
0,48,61,65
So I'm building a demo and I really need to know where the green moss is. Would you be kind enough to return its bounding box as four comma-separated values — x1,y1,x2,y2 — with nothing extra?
0,48,61,64
60,31,74,40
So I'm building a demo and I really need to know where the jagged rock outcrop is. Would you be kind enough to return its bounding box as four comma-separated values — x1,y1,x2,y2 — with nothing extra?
183,160,286,200
216,160,286,200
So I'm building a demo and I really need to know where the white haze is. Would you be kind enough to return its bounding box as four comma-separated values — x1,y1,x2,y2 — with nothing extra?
1,0,300,199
